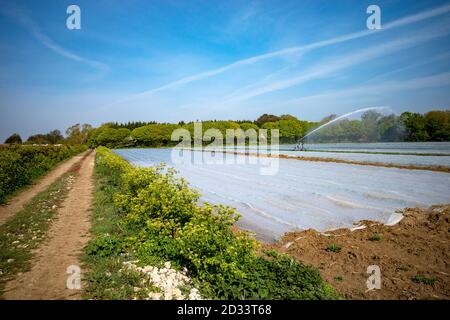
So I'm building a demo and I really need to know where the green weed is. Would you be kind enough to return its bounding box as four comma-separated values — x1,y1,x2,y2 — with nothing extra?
368,233,381,241
412,275,437,286
326,244,342,253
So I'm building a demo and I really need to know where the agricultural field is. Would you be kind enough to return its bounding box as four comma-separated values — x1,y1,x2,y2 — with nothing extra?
294,142,450,154
216,142,450,167
114,148,450,241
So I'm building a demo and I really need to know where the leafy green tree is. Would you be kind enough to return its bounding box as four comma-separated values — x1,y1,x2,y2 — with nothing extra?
261,122,279,130
204,121,240,136
424,110,450,141
400,112,429,141
106,121,157,130
25,129,65,145
66,123,93,144
88,125,110,147
182,121,241,144
361,111,382,142
256,114,280,127
307,119,365,143
340,120,365,142
320,114,337,124
239,122,259,131
279,114,298,121
278,119,304,143
378,114,404,142
46,130,64,144
310,121,344,143
131,123,179,146
26,134,49,144
79,109,450,147
260,121,279,141
4,133,22,144
97,128,131,147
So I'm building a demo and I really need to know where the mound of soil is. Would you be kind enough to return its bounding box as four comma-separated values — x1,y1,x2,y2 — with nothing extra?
269,205,450,300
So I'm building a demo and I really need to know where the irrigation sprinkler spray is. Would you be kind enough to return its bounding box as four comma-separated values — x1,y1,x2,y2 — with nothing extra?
303,106,390,140
291,106,392,151
293,137,306,151
291,106,394,152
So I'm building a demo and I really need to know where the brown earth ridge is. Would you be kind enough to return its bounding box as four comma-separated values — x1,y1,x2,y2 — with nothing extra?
269,205,450,300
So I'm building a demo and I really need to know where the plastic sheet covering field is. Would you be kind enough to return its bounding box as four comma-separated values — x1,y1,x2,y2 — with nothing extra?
114,148,450,242
222,142,450,167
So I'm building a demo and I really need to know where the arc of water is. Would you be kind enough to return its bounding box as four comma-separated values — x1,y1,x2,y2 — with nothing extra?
302,106,391,140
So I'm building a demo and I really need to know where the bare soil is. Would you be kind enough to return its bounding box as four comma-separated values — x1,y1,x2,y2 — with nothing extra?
0,152,90,226
269,205,450,300
3,151,95,300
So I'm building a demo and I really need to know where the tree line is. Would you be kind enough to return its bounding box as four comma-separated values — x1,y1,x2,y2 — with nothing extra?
4,110,449,147
4,124,93,145
309,110,450,143
87,110,449,147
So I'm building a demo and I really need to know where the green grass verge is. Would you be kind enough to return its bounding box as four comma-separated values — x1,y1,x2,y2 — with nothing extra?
0,171,76,296
82,170,160,300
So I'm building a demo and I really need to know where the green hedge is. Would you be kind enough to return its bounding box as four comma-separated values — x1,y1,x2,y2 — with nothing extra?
0,144,88,203
90,147,339,299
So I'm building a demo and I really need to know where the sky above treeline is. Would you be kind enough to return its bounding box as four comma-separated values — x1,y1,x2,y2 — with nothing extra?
0,0,450,141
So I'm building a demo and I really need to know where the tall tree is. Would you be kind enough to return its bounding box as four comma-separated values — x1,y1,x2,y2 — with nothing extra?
361,111,382,142
424,110,450,141
378,114,405,142
4,133,22,144
256,114,280,127
320,114,338,124
400,112,429,141
47,129,64,144
66,123,93,144
26,134,49,144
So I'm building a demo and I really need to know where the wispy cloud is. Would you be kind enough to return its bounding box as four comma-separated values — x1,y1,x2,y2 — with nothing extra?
225,27,450,102
0,3,109,74
224,63,297,100
366,51,450,83
235,0,261,24
105,3,450,107
278,72,450,107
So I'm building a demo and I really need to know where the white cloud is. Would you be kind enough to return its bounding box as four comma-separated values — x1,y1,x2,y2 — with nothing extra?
226,28,450,102
105,2,450,106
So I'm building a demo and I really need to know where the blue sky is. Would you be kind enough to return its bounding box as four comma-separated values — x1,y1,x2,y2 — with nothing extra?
0,0,450,141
